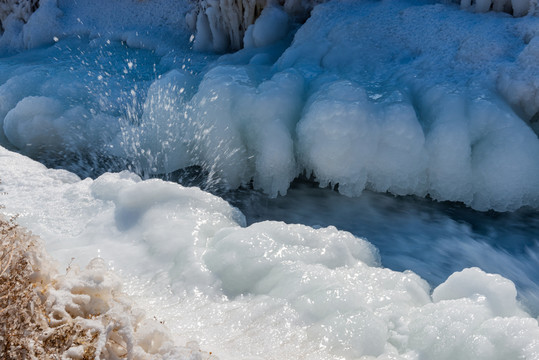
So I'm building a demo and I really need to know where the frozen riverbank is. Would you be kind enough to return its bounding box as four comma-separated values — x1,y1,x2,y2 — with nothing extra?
2,146,539,359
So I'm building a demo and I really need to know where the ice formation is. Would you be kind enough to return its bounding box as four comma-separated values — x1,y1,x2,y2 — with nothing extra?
184,0,539,210
1,0,539,213
1,0,539,358
0,0,39,34
189,0,324,51
190,0,537,52
0,0,61,51
0,215,215,359
1,145,539,359
458,0,537,16
0,0,191,52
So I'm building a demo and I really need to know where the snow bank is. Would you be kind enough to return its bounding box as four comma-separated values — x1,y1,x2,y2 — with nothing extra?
0,215,215,359
0,0,192,52
1,145,539,359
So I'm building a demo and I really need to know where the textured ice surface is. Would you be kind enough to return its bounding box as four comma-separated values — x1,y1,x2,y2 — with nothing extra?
459,0,537,16
0,0,192,53
2,0,539,210
274,0,539,210
232,181,539,316
1,145,539,359
2,0,539,358
190,0,321,51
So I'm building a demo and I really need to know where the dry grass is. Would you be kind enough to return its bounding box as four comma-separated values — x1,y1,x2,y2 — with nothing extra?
0,172,218,359
0,215,98,359
0,213,219,360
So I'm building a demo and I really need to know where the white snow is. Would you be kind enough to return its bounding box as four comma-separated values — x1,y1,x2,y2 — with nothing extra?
0,0,192,53
1,0,539,358
1,145,539,359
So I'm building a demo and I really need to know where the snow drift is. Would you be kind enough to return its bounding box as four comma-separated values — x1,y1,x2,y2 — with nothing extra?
1,145,539,359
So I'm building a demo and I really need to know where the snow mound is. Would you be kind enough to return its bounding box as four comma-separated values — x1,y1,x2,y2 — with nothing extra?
0,0,191,53
1,146,539,359
0,215,215,359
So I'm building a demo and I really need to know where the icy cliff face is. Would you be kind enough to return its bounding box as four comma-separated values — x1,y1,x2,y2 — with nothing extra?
0,0,39,34
459,0,537,16
1,0,539,212
189,0,324,52
190,0,539,52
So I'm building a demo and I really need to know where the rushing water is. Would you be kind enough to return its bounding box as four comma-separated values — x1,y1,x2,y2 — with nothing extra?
2,36,538,314
4,37,538,314
226,180,539,316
